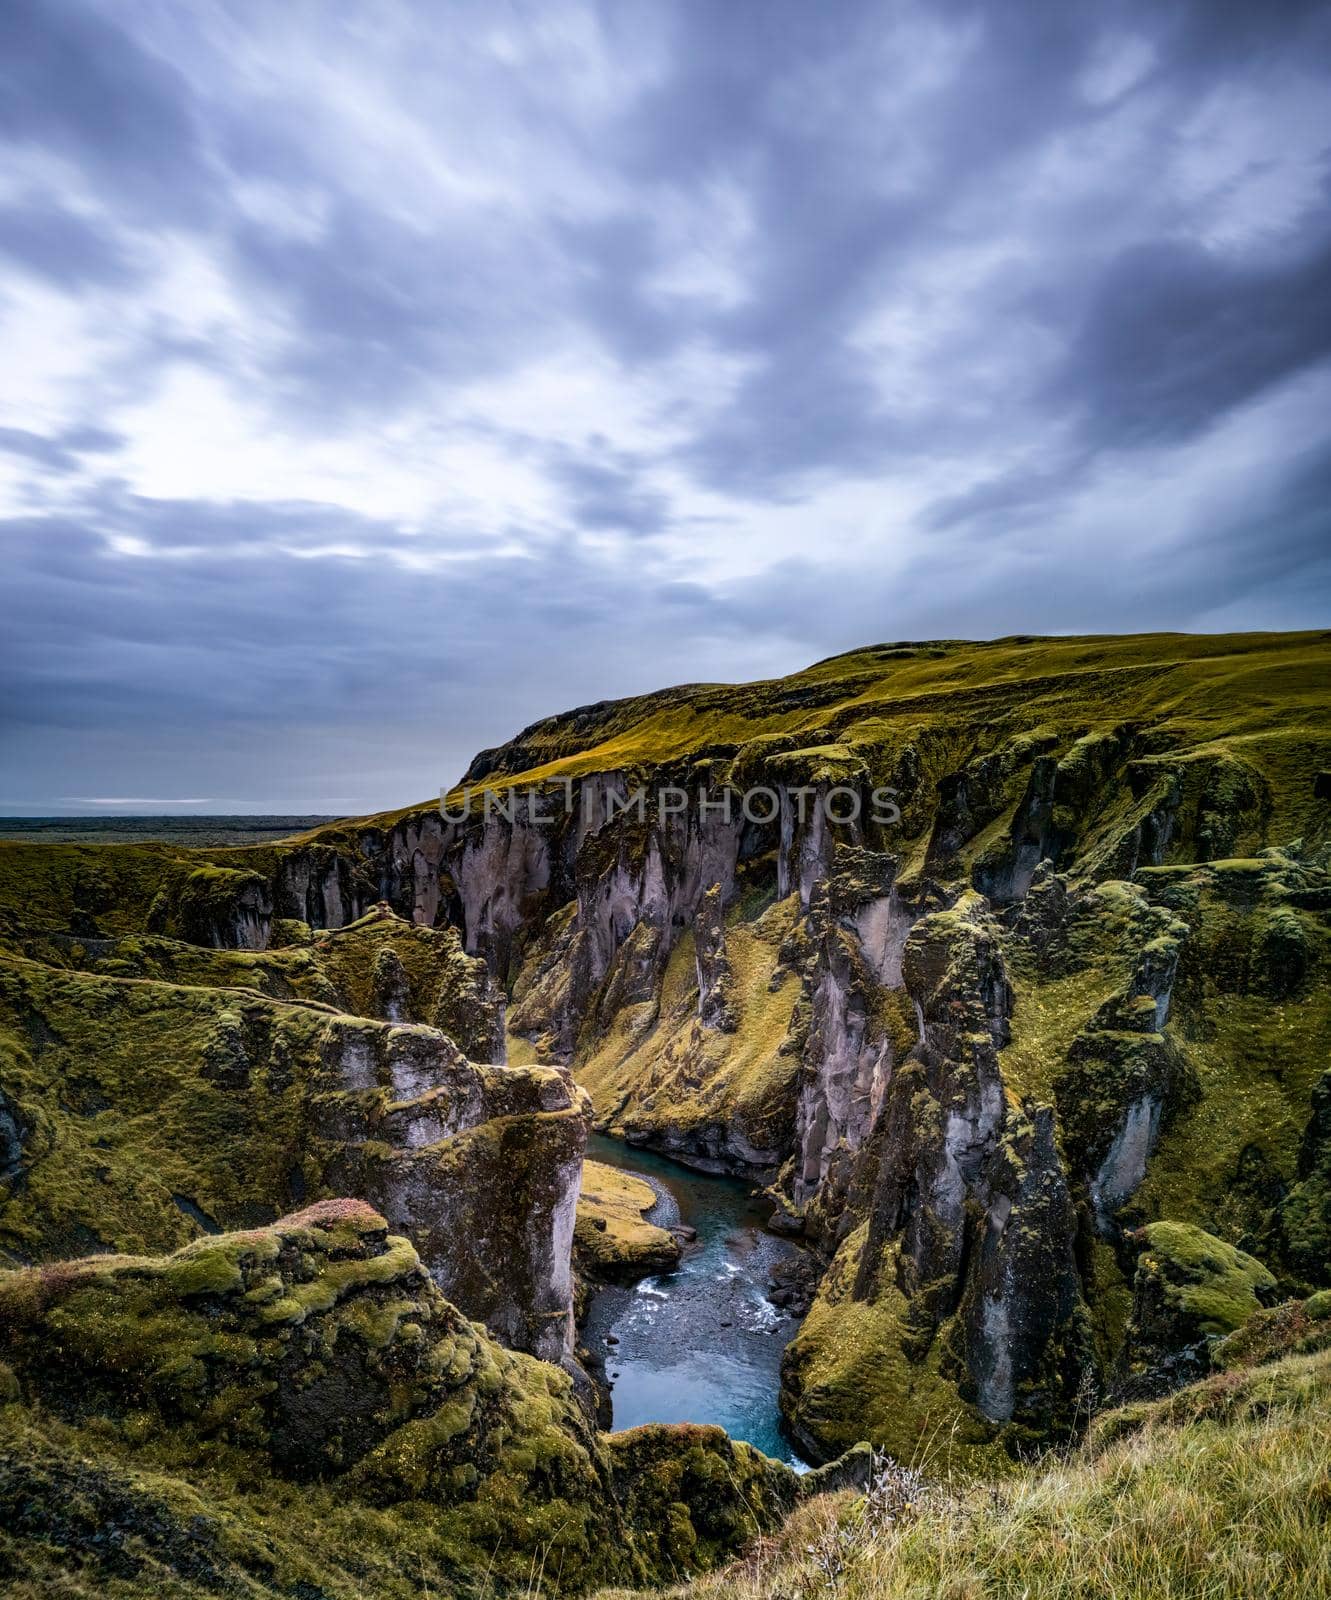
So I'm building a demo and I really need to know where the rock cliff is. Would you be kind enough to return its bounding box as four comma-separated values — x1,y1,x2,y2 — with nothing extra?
0,1202,812,1595
0,918,584,1368
2,630,1329,1484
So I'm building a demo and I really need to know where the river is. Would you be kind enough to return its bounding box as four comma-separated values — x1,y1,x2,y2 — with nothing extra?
581,1133,809,1467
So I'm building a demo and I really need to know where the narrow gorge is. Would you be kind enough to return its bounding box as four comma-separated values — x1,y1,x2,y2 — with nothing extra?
2,631,1330,1594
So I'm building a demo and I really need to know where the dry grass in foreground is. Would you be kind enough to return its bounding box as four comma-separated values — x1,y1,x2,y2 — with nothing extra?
594,1346,1331,1600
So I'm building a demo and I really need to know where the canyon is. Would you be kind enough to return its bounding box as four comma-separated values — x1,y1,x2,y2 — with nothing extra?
2,630,1330,1594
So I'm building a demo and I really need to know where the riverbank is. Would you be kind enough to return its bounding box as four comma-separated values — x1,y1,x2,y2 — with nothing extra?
581,1134,811,1467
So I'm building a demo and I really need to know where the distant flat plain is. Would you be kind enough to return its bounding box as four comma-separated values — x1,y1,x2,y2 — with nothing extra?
0,816,338,847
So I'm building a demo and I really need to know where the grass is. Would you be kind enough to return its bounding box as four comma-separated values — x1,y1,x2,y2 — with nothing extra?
287,633,1331,862
575,897,801,1160
592,1345,1331,1600
574,1161,680,1280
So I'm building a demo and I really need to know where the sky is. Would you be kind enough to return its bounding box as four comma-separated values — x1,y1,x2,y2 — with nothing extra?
2,0,1330,815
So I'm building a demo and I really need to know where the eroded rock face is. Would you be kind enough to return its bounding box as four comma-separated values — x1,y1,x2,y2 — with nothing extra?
694,883,738,1032
173,866,273,949
957,1103,1088,1430
0,953,583,1367
310,733,1325,1468
788,852,933,1234
315,1019,589,1366
776,862,1265,1464
276,846,369,932
2,635,1325,1479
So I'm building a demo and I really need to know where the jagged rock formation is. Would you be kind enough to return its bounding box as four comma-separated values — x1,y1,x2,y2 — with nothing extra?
1,631,1329,1479
1120,1220,1279,1395
0,1203,813,1595
0,922,584,1367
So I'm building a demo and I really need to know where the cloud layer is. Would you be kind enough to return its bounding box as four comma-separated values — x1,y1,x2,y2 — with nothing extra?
2,0,1329,811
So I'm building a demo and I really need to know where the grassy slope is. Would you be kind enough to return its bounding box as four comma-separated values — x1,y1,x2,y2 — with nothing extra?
270,632,1329,846
2,635,1326,935
445,630,1330,818
593,1337,1331,1600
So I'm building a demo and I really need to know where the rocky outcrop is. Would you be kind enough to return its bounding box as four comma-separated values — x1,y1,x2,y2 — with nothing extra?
162,864,273,949
955,1103,1088,1433
786,851,931,1238
0,1205,815,1595
314,1018,588,1366
1120,1221,1279,1396
780,899,1065,1462
0,949,583,1367
371,941,410,1020
776,851,1282,1461
604,1424,800,1579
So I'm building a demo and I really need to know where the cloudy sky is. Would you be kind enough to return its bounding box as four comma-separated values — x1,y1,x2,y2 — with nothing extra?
2,0,1330,815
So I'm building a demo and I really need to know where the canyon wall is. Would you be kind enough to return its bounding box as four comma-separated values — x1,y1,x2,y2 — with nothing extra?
2,631,1329,1471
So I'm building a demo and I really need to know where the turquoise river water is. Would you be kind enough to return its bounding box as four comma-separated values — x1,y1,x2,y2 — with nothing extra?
582,1133,809,1467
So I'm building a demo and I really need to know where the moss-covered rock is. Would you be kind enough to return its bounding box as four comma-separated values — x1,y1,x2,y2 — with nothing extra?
1125,1222,1279,1384
0,948,584,1364
1211,1290,1331,1371
605,1424,800,1579
0,1208,824,1595
1271,1067,1331,1291
574,1160,681,1286
175,865,272,950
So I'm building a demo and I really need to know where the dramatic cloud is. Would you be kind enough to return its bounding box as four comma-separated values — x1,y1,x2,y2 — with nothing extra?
1,0,1328,812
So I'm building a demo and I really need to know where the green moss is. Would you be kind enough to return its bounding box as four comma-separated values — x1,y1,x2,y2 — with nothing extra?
1128,856,1331,1245
605,1424,800,1579
1135,1221,1277,1340
1211,1293,1331,1371
780,1226,1006,1473
0,953,337,1265
163,1246,245,1299
0,1204,807,1593
575,1160,680,1282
